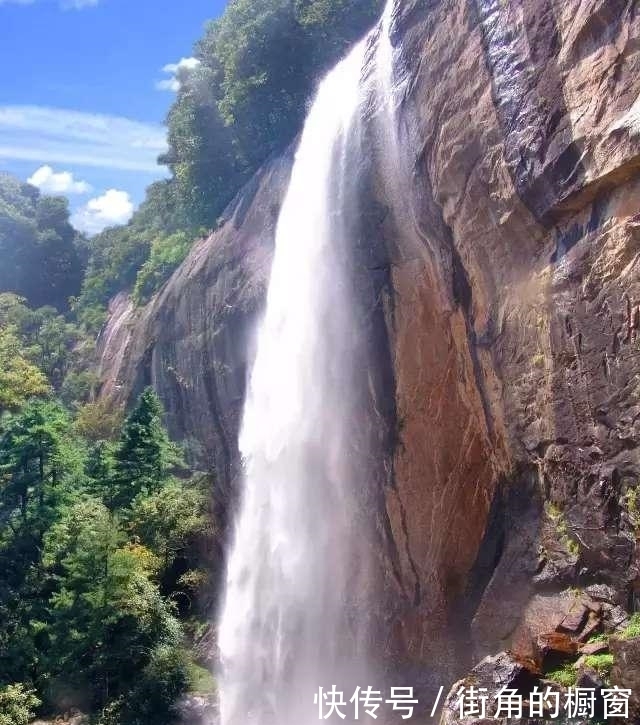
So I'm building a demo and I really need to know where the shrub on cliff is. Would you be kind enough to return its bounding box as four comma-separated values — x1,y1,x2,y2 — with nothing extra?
132,231,192,305
0,683,40,725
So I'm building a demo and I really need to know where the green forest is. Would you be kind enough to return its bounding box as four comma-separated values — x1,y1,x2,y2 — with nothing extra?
0,1,382,722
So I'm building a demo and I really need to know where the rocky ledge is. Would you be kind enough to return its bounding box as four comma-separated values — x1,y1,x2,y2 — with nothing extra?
440,587,640,723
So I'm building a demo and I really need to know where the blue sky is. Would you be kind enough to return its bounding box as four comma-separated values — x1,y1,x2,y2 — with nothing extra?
0,0,227,233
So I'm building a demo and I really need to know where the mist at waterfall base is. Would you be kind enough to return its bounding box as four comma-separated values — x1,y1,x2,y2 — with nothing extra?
217,4,402,725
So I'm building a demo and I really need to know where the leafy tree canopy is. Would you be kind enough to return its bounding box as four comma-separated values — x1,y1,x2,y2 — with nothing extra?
0,174,85,312
167,0,384,227
0,293,94,405
0,326,49,414
0,684,40,725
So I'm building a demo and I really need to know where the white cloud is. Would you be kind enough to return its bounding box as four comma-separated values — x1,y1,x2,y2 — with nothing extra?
155,57,201,92
27,165,92,195
71,189,134,235
0,105,168,173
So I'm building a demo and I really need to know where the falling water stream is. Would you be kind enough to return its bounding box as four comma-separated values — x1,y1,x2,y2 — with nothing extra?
217,4,396,724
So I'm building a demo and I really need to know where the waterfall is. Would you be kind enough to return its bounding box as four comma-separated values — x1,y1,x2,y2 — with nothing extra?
217,5,395,725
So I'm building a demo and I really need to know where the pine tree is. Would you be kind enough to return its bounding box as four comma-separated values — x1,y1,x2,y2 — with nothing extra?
86,440,116,508
0,400,73,535
110,388,177,509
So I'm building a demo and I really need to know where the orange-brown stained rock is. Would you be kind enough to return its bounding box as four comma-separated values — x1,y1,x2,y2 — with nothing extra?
386,260,503,658
536,632,578,657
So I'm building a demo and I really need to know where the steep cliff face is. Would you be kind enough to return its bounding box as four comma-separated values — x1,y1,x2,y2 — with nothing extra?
98,0,640,699
381,0,640,667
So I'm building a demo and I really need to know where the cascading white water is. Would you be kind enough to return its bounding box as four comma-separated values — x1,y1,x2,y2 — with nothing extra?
217,5,396,725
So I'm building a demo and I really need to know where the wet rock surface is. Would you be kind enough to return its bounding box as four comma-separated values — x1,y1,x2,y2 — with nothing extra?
380,0,640,675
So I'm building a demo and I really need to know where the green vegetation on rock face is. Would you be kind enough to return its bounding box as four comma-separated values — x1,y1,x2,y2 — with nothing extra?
623,484,640,533
545,502,580,557
620,613,640,639
584,653,614,677
546,663,578,688
132,231,193,305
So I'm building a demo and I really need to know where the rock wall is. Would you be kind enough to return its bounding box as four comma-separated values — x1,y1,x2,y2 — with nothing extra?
376,0,640,673
98,0,640,702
